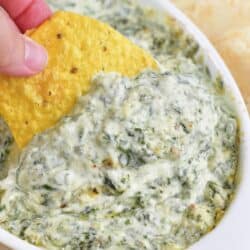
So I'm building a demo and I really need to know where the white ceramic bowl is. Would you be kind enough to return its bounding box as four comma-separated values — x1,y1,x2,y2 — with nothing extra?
0,0,250,249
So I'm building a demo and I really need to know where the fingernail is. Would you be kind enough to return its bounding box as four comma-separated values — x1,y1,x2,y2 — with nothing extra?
24,36,48,72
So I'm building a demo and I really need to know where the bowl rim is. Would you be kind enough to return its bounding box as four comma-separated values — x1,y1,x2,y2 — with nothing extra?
0,0,250,249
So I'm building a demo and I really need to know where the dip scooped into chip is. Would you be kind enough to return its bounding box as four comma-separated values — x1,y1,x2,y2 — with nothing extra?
0,11,157,148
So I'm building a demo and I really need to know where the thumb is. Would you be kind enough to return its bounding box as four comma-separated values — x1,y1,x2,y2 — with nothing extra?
0,7,48,76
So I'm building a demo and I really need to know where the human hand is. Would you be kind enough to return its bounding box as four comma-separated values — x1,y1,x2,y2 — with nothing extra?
0,0,52,76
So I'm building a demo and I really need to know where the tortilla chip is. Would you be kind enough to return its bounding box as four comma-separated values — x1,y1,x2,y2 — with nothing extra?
214,27,250,112
172,0,250,42
172,0,250,112
0,11,157,148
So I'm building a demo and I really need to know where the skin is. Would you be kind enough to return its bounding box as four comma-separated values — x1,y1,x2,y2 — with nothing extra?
0,0,52,76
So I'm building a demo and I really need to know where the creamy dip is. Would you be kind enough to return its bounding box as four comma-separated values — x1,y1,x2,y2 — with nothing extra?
0,0,239,250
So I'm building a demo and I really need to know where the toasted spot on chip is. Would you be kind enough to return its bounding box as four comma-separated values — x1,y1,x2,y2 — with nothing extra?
0,11,157,148
56,33,62,39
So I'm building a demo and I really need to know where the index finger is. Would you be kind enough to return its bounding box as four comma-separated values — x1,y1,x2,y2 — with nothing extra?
0,0,52,32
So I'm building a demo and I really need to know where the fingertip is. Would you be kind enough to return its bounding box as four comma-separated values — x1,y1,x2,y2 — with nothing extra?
15,0,52,32
0,0,52,32
0,0,33,19
24,36,48,74
0,36,48,77
0,2,49,77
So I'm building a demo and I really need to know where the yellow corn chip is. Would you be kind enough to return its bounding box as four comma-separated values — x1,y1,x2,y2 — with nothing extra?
0,11,157,148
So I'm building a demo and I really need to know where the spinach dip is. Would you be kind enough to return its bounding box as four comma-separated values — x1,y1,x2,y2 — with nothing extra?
0,0,239,249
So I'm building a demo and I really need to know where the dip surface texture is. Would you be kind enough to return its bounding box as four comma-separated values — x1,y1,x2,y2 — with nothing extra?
0,0,239,250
